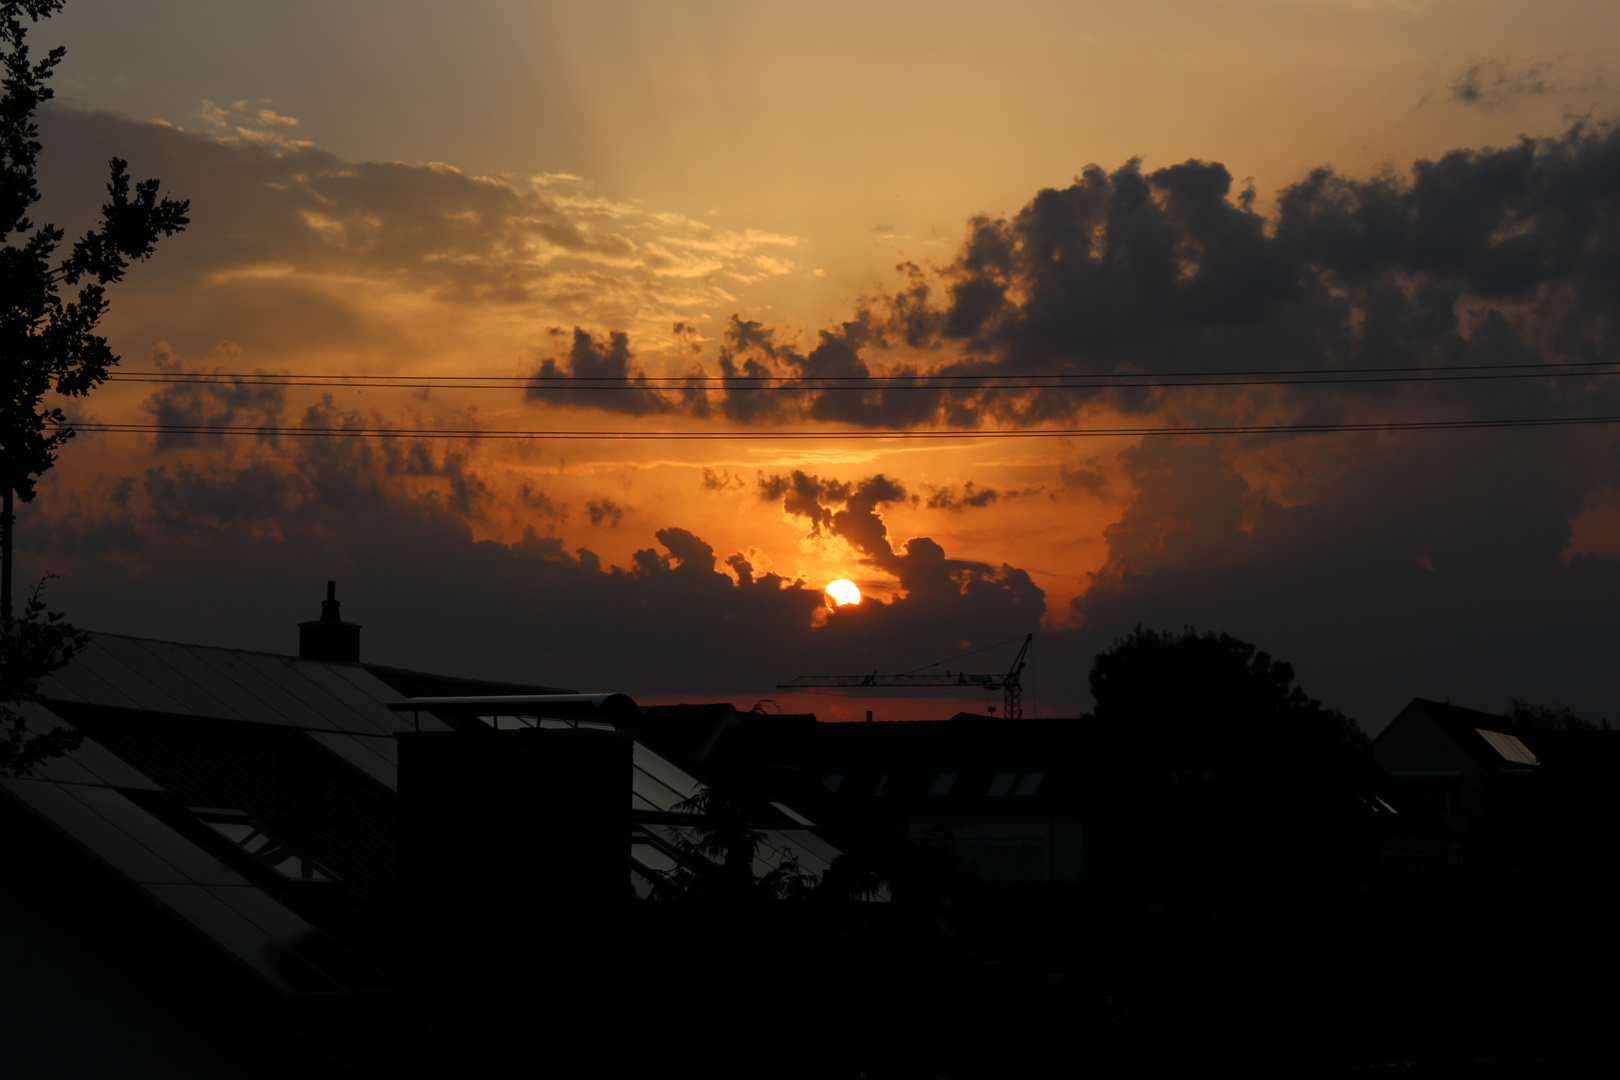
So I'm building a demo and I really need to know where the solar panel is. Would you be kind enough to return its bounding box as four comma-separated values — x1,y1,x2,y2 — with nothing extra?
0,779,244,886
145,884,343,996
305,732,398,792
769,829,839,874
325,665,453,731
632,743,702,808
760,829,835,876
225,651,357,729
90,635,241,720
106,637,268,723
22,715,102,785
283,660,408,736
19,705,164,790
179,648,320,728
1477,728,1540,766
204,886,394,994
63,638,195,715
37,641,148,712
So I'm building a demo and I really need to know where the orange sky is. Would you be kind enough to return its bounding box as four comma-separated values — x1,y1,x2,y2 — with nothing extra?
15,1,1620,726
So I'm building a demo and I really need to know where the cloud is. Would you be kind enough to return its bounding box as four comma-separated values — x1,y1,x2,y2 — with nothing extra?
517,483,566,521
526,328,674,416
483,121,1620,445
140,345,287,450
586,498,624,528
924,481,1039,511
699,467,746,492
20,435,1049,699
711,315,947,429
1045,428,1620,725
32,107,802,366
1446,58,1585,110
21,108,1620,729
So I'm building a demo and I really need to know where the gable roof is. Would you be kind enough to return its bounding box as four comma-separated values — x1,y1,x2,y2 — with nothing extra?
1375,698,1540,771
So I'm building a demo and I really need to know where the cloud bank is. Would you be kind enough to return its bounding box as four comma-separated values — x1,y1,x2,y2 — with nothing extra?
20,109,1620,727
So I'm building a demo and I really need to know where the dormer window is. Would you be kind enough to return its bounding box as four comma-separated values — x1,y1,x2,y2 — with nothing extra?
191,808,336,882
985,771,1046,797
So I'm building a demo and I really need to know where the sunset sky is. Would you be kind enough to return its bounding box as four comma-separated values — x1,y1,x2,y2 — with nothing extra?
17,0,1620,728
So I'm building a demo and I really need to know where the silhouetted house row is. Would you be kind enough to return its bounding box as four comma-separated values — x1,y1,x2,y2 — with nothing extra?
623,706,1084,884
0,591,839,1078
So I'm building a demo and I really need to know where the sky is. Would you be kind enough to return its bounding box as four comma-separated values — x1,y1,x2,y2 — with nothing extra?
14,0,1620,729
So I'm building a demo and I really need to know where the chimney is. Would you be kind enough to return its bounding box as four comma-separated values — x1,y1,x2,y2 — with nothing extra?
298,580,361,663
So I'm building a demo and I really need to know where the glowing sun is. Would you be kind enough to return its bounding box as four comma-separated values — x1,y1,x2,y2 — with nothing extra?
825,579,862,607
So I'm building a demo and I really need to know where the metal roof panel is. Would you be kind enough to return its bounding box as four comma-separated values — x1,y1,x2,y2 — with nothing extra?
90,635,247,721
146,884,342,996
284,661,407,736
305,732,398,792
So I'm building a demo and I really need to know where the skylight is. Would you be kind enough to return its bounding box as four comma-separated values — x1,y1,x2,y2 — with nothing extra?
191,809,336,882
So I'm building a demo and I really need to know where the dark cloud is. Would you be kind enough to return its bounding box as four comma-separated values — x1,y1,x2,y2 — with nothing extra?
527,329,674,416
758,470,851,538
924,481,1039,511
29,108,797,362
1447,58,1569,110
20,445,1048,699
755,469,1040,634
141,349,287,451
517,483,566,521
586,498,624,528
1057,461,1107,495
713,315,946,429
699,467,746,492
1046,430,1620,727
619,123,1620,436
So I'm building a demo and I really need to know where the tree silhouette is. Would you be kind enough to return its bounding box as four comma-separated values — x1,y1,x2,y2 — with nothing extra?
0,0,187,771
1086,626,1381,920
2,0,190,617
0,577,82,775
658,768,818,902
1505,697,1599,733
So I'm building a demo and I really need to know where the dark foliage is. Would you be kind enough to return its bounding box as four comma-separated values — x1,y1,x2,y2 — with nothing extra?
1,0,189,603
0,576,83,774
1505,697,1600,732
0,0,183,769
1086,626,1384,921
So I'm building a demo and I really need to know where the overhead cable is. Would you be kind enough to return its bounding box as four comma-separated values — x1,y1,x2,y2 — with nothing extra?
103,357,1620,393
60,414,1620,441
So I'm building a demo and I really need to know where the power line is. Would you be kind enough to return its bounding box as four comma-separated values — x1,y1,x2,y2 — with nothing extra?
101,370,1620,392
60,414,1620,441
103,357,1620,393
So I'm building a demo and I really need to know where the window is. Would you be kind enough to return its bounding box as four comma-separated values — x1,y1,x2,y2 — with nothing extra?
191,809,336,882
872,773,889,796
986,772,1017,797
928,772,958,796
822,772,845,793
1014,771,1045,796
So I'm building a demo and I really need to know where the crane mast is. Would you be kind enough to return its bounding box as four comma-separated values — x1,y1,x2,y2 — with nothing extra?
779,633,1033,720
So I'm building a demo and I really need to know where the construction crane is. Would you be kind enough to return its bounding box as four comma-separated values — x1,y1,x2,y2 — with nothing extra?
778,633,1033,720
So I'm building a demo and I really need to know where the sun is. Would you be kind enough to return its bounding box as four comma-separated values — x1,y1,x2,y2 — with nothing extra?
825,579,862,607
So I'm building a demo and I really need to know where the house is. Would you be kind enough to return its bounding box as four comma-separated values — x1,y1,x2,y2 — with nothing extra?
626,706,1083,884
0,585,838,1078
1372,698,1540,826
1368,697,1620,887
